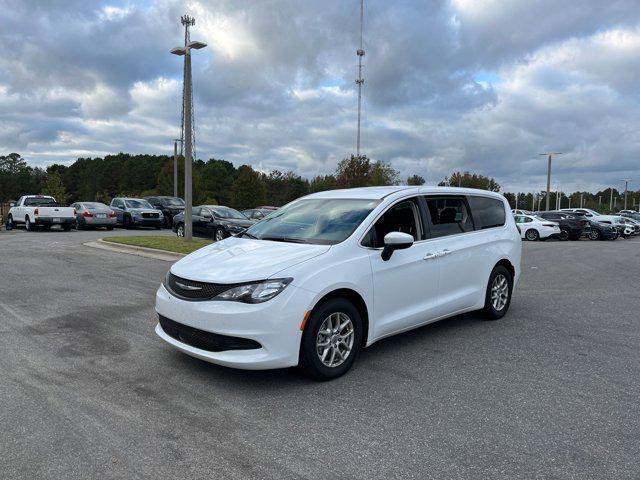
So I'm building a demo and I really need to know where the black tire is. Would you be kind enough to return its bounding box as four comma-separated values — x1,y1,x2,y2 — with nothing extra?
214,227,227,242
588,229,600,241
106,226,114,231
558,229,570,241
7,214,13,226
482,265,513,320
25,216,33,231
62,225,71,231
164,215,172,229
299,297,363,381
176,223,185,237
524,229,539,241
123,215,135,229
569,234,581,241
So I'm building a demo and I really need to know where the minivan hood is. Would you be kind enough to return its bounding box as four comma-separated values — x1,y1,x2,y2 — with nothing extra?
171,236,331,283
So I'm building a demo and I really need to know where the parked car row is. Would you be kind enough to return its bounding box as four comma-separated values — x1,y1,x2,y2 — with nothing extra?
511,208,640,241
6,194,280,241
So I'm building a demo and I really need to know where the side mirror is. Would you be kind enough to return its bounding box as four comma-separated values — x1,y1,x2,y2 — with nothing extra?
9,202,15,207
381,231,414,261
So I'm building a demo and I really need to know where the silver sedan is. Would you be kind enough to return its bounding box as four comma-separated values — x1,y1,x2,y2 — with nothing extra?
70,202,117,230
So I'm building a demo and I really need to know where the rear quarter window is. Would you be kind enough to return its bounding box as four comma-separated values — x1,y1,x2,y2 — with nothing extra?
468,196,506,230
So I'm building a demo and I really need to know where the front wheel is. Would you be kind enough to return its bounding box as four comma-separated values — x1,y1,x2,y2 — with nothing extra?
525,229,539,241
176,223,185,237
299,298,363,381
482,265,513,320
588,229,600,241
214,227,227,242
558,229,570,241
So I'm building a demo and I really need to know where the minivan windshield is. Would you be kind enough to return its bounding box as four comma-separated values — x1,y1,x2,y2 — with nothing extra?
244,198,380,245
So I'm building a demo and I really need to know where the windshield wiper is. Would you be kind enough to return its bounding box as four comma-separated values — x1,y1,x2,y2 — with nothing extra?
240,231,258,239
261,236,311,244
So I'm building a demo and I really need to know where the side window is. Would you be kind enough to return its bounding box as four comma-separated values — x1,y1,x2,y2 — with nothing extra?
424,196,474,238
192,207,202,217
468,196,506,230
362,198,422,248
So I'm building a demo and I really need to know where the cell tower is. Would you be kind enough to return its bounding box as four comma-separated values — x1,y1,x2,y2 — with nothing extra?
179,14,197,160
355,0,365,157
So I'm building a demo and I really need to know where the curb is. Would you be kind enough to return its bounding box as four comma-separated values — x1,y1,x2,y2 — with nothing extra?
83,239,185,262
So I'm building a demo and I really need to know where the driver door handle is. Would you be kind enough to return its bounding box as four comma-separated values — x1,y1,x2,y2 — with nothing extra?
423,253,437,260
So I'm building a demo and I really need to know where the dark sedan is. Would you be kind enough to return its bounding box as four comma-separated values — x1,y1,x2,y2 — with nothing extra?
537,211,589,240
586,220,618,240
172,205,255,241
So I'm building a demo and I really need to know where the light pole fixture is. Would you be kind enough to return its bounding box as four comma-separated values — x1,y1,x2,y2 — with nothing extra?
539,152,563,211
171,36,207,242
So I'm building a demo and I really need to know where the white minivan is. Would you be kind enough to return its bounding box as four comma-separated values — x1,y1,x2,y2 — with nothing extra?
155,186,521,380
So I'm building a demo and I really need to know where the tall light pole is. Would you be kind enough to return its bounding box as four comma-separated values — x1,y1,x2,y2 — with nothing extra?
355,0,365,157
539,152,563,211
173,139,182,198
171,17,206,242
621,179,630,210
609,188,613,213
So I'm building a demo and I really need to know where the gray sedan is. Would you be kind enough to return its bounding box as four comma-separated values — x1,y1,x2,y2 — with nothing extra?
70,202,117,230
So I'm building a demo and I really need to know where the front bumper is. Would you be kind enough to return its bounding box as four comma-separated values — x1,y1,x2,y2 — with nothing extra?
154,282,315,370
132,216,163,226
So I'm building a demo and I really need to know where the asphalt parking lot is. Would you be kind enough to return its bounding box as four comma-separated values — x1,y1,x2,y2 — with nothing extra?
1,228,639,479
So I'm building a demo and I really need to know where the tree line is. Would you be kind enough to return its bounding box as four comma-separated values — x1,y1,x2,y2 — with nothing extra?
1,152,637,213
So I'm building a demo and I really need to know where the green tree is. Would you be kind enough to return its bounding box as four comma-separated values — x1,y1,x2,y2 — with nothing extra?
369,161,400,186
440,171,501,192
42,172,68,204
309,174,338,193
335,155,372,188
230,165,267,210
406,174,425,186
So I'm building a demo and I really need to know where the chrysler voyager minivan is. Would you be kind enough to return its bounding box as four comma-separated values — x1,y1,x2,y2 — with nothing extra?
155,186,521,380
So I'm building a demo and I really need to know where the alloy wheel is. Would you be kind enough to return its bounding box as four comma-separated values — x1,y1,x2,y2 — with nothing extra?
491,274,509,311
316,312,355,368
177,225,184,237
215,228,225,242
525,229,538,241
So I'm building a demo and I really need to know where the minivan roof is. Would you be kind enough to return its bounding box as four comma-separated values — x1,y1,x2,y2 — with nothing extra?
303,186,505,200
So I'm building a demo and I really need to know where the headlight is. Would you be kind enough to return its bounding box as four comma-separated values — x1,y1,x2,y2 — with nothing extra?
215,278,292,303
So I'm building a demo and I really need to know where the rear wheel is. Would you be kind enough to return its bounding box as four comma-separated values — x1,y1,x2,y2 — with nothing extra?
25,217,33,231
299,297,363,381
558,229,570,241
482,265,513,320
7,214,13,226
588,229,600,240
525,229,539,241
176,223,185,237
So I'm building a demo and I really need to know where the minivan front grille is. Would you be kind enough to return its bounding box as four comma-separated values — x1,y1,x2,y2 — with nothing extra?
159,315,261,352
165,272,242,301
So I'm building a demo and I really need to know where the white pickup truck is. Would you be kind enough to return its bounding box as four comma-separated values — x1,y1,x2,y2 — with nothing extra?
8,195,76,231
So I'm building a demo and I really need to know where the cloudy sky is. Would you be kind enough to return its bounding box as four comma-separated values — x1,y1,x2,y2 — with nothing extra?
1,0,640,193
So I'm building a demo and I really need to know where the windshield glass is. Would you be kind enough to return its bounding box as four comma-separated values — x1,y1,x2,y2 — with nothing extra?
25,197,57,206
163,197,185,206
125,199,153,209
210,206,247,219
245,198,380,245
82,202,107,209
